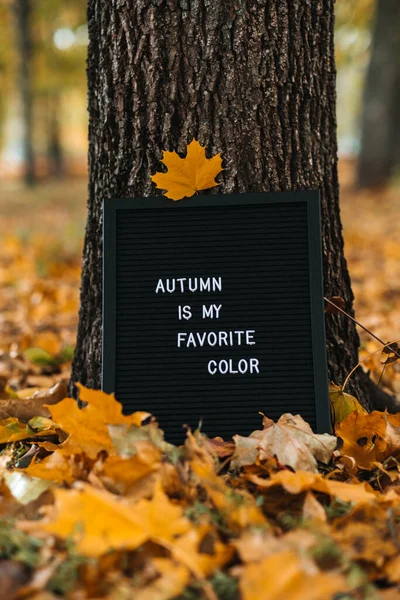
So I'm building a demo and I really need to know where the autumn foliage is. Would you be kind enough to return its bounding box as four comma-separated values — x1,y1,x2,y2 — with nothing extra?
0,381,395,599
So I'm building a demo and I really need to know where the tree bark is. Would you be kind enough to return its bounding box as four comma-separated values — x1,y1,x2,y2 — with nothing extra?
72,0,393,411
357,0,400,189
14,0,35,186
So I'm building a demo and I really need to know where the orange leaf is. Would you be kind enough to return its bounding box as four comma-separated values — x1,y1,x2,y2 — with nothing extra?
239,550,347,600
46,386,151,459
22,481,191,557
248,470,378,507
336,410,400,469
151,139,223,201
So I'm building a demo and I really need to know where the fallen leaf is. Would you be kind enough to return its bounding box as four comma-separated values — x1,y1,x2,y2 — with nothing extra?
239,550,347,600
151,139,223,201
0,382,67,421
329,383,368,428
336,410,400,469
171,525,233,578
302,491,327,523
133,558,190,600
248,470,378,507
236,413,337,473
0,417,57,444
4,471,54,505
23,451,76,484
22,482,191,557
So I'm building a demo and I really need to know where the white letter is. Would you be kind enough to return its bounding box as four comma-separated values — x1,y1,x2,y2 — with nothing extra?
202,305,213,319
219,360,228,374
212,277,222,292
200,278,211,292
250,358,260,374
188,278,198,292
214,304,222,318
238,359,248,374
219,331,228,346
176,278,186,292
246,330,256,345
166,279,176,293
182,305,192,320
207,332,218,346
208,360,217,375
187,333,197,347
177,333,187,348
155,279,165,294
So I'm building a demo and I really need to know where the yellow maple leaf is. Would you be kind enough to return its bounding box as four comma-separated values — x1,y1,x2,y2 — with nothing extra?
43,385,151,459
151,139,223,201
22,481,191,557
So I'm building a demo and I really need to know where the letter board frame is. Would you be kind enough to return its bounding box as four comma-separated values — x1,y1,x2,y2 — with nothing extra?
103,191,330,440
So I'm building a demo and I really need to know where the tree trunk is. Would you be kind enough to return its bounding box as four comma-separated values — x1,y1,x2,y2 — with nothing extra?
47,93,64,179
14,0,35,186
72,0,394,412
357,0,400,189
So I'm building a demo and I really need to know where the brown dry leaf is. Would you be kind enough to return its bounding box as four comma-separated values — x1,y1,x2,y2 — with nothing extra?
0,382,67,421
329,383,368,427
235,413,336,473
21,481,191,557
324,296,345,314
302,491,327,523
382,342,400,365
239,550,347,600
151,139,223,201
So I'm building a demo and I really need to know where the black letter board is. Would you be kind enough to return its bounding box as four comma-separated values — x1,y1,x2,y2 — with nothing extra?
103,192,330,443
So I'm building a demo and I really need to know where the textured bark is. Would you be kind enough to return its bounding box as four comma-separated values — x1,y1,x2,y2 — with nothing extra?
357,0,400,188
14,0,35,186
72,0,385,409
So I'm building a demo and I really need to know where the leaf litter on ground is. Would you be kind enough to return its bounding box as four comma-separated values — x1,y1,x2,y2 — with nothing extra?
0,386,395,598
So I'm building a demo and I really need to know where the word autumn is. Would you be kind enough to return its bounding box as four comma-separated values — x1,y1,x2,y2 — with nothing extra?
155,276,222,294
155,276,260,376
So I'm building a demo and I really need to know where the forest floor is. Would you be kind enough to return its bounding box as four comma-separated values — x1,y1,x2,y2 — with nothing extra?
0,163,400,599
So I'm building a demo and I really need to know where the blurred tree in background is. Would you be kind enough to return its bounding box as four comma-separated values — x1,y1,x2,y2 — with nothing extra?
357,0,400,188
14,0,35,185
0,0,87,182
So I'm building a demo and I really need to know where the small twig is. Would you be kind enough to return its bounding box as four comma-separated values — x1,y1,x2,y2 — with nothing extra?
377,363,388,388
341,344,398,393
324,297,400,356
325,297,400,391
